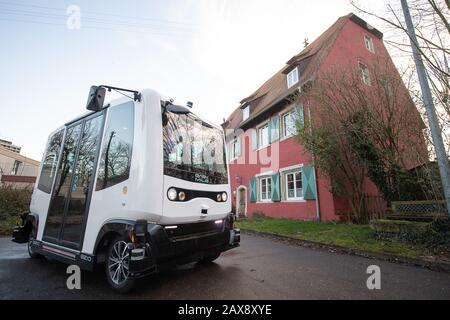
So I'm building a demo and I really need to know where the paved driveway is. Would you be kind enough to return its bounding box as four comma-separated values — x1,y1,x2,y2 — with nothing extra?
0,234,449,299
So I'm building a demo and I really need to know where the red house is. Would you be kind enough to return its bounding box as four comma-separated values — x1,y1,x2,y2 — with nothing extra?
222,13,424,221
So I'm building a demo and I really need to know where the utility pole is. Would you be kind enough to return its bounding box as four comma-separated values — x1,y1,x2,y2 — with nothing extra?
401,0,450,217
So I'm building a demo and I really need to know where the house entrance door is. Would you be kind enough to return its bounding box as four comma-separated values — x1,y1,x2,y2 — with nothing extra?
238,187,246,217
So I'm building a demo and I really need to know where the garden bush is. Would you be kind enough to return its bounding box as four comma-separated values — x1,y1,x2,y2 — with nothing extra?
370,218,450,248
0,186,32,217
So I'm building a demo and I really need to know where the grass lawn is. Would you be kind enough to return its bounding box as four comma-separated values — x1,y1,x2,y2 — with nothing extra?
236,217,434,259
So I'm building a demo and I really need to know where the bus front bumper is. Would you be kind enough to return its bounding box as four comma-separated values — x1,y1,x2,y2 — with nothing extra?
128,218,240,278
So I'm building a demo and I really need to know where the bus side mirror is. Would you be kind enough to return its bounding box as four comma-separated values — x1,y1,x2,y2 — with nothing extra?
86,86,106,111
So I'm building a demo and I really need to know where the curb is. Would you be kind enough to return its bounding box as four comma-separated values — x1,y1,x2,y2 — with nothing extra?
242,229,450,274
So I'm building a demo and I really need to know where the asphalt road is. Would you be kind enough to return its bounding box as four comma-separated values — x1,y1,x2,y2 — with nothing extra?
0,234,449,299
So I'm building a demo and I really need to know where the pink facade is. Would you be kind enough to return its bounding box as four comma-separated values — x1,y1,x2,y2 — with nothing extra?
223,14,413,221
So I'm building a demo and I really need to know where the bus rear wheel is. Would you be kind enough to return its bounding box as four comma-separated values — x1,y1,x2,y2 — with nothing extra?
105,236,136,293
28,227,43,259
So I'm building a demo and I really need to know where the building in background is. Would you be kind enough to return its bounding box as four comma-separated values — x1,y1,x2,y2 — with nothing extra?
0,139,21,153
0,140,40,189
222,13,425,221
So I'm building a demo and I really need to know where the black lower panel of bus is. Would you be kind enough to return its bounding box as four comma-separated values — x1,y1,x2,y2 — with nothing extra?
128,223,240,277
27,216,241,278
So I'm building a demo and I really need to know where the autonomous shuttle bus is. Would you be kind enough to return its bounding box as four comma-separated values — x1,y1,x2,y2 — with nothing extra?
12,85,240,292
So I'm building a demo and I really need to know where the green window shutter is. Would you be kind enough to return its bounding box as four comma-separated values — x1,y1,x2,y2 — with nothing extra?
302,165,317,200
270,116,280,143
295,103,305,128
251,129,258,151
249,177,257,203
271,172,281,202
236,136,241,157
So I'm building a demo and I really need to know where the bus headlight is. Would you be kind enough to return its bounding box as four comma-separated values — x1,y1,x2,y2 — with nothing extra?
216,193,222,202
178,191,186,201
221,192,228,202
167,188,177,201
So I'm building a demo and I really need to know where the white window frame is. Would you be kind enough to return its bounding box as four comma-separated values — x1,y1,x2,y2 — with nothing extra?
364,35,374,53
229,138,238,160
285,170,303,201
257,122,270,149
259,176,272,202
287,67,299,88
381,76,393,96
359,62,371,86
11,160,22,175
281,108,297,138
242,105,250,121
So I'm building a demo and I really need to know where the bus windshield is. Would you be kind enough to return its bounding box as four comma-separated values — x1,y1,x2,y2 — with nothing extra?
162,111,228,185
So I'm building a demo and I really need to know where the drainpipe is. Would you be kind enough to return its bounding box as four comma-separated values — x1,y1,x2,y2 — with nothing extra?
307,102,321,221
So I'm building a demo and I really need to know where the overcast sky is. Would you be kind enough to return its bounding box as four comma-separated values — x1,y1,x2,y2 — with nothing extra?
0,0,388,160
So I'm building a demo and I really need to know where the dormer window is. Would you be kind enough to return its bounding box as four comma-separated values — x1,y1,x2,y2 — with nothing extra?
287,67,299,88
243,105,250,121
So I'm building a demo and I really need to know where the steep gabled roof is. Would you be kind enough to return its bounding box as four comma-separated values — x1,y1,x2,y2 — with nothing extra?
223,13,382,131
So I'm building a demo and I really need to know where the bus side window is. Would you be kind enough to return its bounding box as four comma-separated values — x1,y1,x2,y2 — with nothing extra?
37,129,65,194
96,101,135,191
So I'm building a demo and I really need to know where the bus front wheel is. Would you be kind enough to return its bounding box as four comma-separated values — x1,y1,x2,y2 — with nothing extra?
105,236,136,293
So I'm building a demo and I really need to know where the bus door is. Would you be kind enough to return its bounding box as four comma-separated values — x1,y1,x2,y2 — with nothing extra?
43,112,104,250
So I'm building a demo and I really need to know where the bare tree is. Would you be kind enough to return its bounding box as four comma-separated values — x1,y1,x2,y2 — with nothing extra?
352,0,450,156
295,60,432,223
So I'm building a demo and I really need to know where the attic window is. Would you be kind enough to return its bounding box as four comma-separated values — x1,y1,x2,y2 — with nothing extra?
287,67,299,89
243,105,250,121
364,35,374,53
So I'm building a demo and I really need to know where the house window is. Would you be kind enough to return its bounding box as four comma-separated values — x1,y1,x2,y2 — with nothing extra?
282,109,297,138
359,63,371,85
11,160,22,175
229,137,240,160
243,105,250,121
258,123,269,148
381,75,393,96
287,67,299,88
364,35,374,53
260,176,272,201
285,171,303,200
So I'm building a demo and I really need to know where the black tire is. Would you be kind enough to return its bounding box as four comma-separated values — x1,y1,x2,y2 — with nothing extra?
105,235,136,293
198,252,221,264
28,225,43,259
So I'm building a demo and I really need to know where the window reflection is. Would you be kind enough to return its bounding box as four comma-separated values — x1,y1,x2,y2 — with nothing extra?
96,102,134,190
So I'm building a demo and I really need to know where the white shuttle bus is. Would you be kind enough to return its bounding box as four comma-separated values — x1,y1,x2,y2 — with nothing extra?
12,85,240,292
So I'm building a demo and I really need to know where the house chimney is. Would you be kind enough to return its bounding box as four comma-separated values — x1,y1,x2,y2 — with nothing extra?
303,38,309,48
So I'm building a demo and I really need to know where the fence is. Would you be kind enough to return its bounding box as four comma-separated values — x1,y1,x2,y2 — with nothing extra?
389,200,447,221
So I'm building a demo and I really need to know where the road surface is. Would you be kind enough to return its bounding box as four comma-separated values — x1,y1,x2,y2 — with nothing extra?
0,234,449,299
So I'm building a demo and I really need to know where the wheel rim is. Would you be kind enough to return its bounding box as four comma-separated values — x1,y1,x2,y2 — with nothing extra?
108,241,130,285
28,234,35,254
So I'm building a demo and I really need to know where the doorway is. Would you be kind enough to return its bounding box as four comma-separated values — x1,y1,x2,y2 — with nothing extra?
236,186,247,218
43,112,104,250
